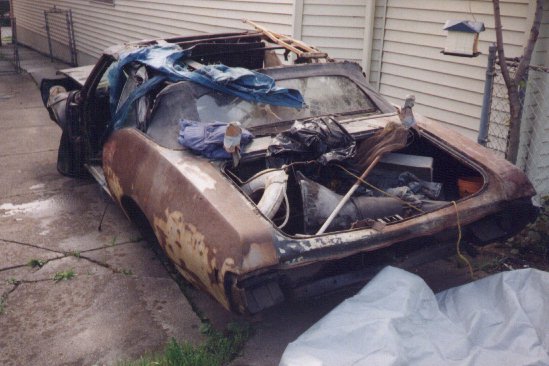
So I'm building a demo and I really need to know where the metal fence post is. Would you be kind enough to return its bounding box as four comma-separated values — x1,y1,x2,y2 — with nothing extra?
478,44,497,146
12,17,20,73
44,10,53,63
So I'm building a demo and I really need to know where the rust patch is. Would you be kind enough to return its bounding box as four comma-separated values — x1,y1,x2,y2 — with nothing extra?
153,209,236,308
102,140,124,202
103,166,124,202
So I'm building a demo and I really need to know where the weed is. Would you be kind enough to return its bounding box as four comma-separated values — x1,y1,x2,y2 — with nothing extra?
0,293,7,315
119,321,252,366
110,236,118,247
66,250,81,258
475,255,507,273
53,269,75,282
28,258,46,268
504,195,549,265
6,278,19,286
119,268,133,276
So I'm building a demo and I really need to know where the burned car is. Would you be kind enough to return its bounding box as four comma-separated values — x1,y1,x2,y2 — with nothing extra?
41,27,537,314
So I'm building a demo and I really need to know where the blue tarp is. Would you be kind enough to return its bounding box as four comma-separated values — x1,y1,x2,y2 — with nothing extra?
108,45,305,132
178,119,254,160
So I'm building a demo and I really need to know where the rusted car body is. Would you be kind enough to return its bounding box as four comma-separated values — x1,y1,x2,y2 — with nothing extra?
41,30,537,314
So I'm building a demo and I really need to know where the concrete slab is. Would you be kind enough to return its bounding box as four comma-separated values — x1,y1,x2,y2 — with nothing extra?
23,255,113,282
84,240,170,279
0,149,67,199
0,275,203,366
0,60,13,74
0,184,140,250
0,125,59,155
0,64,204,365
0,239,61,270
0,267,28,295
1,106,53,129
0,44,69,86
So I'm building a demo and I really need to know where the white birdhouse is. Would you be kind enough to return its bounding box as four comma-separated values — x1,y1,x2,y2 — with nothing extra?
442,20,485,57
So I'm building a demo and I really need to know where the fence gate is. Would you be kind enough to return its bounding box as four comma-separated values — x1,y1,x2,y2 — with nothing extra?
479,45,549,197
44,6,77,67
0,13,20,74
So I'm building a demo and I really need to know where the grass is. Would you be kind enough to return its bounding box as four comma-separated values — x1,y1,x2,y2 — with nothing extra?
53,269,76,282
119,322,251,366
66,250,81,258
118,268,133,276
0,296,5,315
28,258,46,268
505,196,549,263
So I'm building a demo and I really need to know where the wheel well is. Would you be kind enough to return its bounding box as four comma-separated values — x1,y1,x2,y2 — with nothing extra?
120,196,158,245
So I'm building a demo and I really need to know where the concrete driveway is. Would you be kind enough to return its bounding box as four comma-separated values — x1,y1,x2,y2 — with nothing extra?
0,64,203,365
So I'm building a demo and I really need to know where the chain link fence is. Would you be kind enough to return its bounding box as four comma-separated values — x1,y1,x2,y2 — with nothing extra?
479,46,549,198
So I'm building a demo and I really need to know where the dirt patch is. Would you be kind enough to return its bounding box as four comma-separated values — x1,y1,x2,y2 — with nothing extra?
470,196,549,274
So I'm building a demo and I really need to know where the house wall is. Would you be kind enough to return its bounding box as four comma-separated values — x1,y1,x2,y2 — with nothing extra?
368,0,533,140
293,0,374,62
12,0,294,65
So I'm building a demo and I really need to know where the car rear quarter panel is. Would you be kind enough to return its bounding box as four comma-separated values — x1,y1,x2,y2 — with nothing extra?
102,128,279,309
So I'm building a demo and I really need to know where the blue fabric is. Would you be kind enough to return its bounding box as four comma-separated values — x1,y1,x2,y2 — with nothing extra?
108,45,305,132
178,119,254,160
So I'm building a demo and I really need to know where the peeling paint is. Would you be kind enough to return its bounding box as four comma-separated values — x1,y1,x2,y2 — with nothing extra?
153,209,229,307
154,148,218,194
103,166,123,202
103,140,124,202
242,243,273,271
176,162,216,193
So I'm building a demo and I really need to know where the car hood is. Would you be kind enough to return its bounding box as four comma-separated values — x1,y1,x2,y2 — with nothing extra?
58,65,95,87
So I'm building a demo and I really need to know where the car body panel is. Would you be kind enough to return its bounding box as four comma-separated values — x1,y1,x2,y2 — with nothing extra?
58,65,95,87
103,129,279,309
102,111,535,311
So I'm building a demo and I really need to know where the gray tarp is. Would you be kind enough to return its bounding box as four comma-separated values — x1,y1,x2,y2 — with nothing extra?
280,266,549,366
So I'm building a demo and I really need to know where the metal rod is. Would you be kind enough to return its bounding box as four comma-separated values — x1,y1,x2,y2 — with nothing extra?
67,9,77,66
316,155,382,235
12,17,20,72
44,11,53,63
478,44,497,146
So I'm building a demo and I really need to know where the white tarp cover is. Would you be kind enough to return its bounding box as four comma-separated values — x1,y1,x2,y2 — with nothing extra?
280,266,549,366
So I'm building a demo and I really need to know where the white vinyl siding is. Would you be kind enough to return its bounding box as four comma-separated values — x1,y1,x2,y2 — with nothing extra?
369,0,531,140
295,0,371,63
13,0,293,63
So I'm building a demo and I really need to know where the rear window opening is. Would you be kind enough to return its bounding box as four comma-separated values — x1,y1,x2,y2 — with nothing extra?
144,75,380,149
